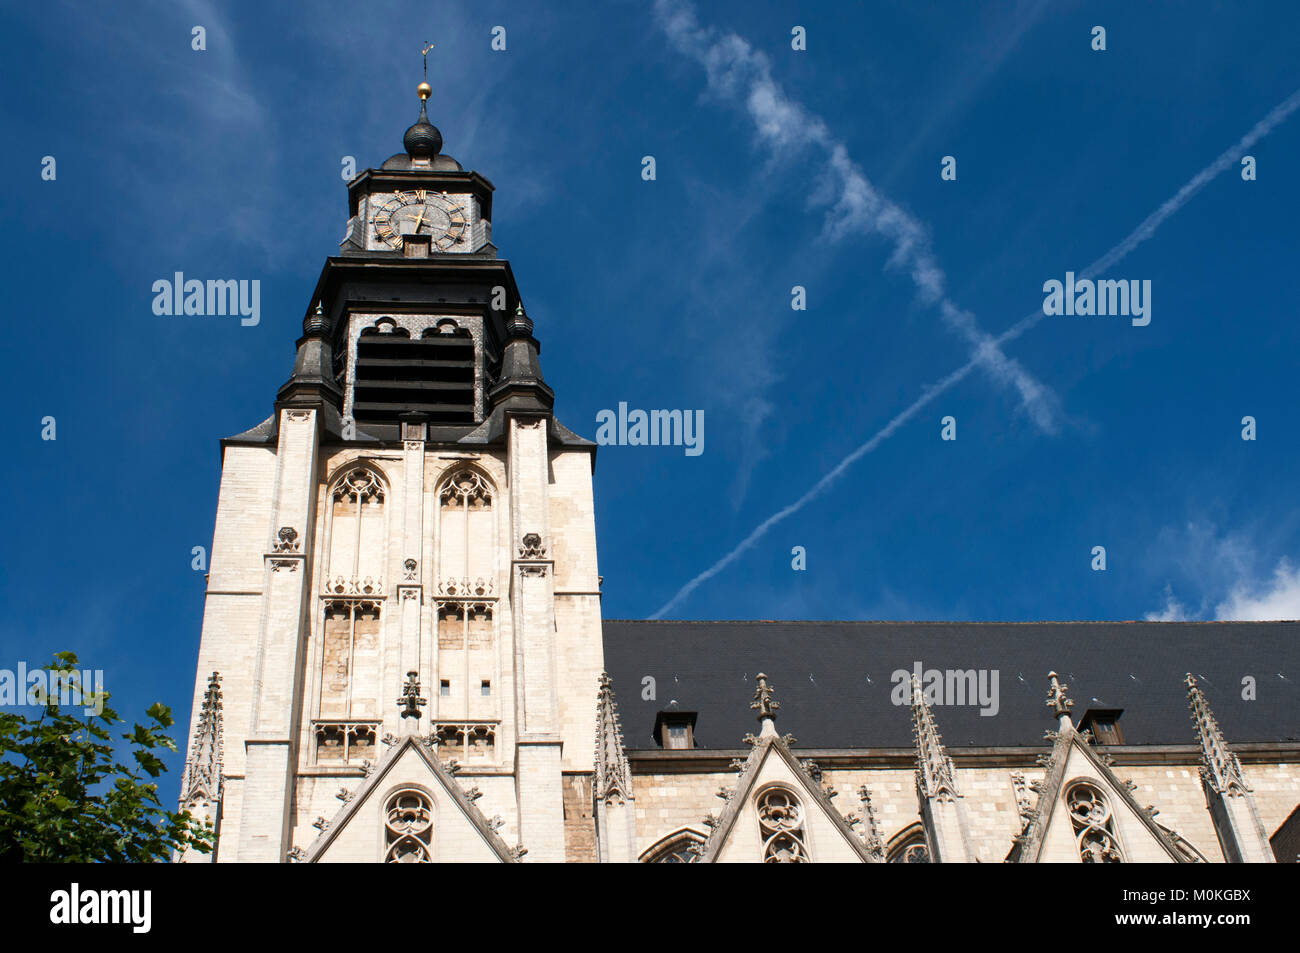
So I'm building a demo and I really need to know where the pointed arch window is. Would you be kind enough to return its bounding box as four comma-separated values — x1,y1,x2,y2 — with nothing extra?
384,789,433,863
434,466,499,750
757,786,811,863
886,822,931,863
436,467,493,593
640,828,705,863
317,466,387,729
1065,780,1125,863
325,467,386,596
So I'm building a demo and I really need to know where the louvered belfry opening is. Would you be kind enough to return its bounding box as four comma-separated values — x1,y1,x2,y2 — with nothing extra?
352,323,476,424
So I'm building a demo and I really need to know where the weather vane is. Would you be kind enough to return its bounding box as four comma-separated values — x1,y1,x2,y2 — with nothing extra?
419,41,434,100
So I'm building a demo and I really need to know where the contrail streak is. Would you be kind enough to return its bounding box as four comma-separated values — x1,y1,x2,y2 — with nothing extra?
654,0,1060,434
651,86,1300,619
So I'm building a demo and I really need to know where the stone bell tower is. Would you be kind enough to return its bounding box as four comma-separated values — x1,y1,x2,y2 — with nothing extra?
179,80,604,863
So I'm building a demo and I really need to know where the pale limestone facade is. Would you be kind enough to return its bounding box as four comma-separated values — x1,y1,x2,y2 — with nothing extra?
612,675,1299,864
182,408,604,863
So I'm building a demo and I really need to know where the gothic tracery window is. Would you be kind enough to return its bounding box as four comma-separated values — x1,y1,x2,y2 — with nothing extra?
641,829,704,863
1065,780,1125,863
757,786,811,863
384,790,433,863
326,467,386,596
316,467,387,743
434,467,499,751
439,467,492,508
886,821,931,863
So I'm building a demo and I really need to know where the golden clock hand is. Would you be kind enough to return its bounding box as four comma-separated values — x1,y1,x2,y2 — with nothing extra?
412,208,426,232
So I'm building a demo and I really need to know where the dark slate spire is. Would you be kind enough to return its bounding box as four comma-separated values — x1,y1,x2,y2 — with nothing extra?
489,304,554,414
277,301,343,406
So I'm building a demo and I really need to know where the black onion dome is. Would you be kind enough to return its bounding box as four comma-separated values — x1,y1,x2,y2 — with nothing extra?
403,100,443,157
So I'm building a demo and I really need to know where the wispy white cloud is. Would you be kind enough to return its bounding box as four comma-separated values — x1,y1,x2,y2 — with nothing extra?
1147,559,1300,622
651,70,1300,618
654,0,1061,434
1143,521,1300,621
1215,560,1300,621
1145,587,1191,622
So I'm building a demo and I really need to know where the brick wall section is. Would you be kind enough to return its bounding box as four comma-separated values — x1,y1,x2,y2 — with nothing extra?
563,773,598,863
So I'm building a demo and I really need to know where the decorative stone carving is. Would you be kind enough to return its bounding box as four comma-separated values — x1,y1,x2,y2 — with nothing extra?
384,790,433,863
438,468,492,507
518,532,547,558
397,671,427,721
325,575,384,596
1046,671,1074,721
180,672,223,810
751,673,780,723
1186,674,1252,796
757,787,810,863
273,526,300,553
403,558,418,581
332,467,384,504
431,722,498,761
911,675,960,802
436,576,493,597
857,785,885,859
1011,772,1034,820
313,722,378,764
1065,781,1124,863
593,673,633,803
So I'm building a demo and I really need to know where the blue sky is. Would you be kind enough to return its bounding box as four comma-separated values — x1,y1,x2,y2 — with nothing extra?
3,0,1299,797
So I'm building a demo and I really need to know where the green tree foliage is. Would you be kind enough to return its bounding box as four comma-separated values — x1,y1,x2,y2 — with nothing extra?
0,652,214,862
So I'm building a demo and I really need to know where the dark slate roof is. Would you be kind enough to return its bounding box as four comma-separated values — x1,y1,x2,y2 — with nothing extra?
602,620,1300,749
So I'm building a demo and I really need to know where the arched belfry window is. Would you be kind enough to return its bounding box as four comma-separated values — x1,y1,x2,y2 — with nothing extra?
384,790,433,863
352,318,475,425
756,786,810,863
1065,780,1125,863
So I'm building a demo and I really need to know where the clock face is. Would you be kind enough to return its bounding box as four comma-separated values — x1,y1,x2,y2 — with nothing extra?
371,190,468,250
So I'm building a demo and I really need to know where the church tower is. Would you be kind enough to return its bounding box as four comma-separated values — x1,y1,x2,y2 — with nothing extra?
181,82,605,863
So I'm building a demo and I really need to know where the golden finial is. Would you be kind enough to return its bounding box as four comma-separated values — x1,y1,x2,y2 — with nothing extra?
418,42,434,100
